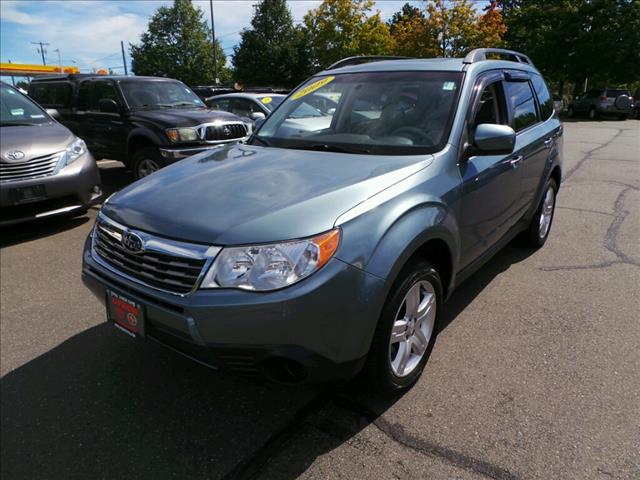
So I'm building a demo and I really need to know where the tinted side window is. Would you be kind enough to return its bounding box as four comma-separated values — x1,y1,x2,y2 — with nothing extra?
531,74,553,120
231,99,256,117
30,83,71,108
91,82,119,111
77,82,92,111
505,81,538,132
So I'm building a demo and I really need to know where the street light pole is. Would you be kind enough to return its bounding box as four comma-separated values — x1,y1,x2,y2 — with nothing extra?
121,41,128,76
54,48,62,73
209,0,218,84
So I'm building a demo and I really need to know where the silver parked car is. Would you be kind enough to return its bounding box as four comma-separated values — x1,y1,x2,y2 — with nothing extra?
567,87,633,120
0,82,101,226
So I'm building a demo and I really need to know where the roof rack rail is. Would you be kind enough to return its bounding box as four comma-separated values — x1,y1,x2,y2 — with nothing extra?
463,48,533,66
327,56,412,70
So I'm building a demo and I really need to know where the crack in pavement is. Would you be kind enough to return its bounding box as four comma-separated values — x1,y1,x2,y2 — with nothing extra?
556,206,614,217
332,396,520,480
563,128,624,182
542,185,639,272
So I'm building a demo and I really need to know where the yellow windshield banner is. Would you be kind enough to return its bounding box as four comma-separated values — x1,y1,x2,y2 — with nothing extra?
291,76,335,100
261,96,273,104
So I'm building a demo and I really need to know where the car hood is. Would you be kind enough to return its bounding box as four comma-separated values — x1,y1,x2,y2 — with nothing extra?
129,108,242,128
102,144,432,245
0,122,73,162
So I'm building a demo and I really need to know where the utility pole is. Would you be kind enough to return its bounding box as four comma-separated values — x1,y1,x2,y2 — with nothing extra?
209,0,218,84
121,41,128,75
31,41,50,65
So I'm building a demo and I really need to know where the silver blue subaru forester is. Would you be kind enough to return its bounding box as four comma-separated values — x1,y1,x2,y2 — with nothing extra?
82,49,563,393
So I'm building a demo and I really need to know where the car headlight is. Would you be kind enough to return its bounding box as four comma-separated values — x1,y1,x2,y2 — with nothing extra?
60,137,87,167
201,229,341,291
166,127,199,143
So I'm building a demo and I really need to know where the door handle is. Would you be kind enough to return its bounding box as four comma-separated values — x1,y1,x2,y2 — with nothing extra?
544,138,553,148
509,155,523,168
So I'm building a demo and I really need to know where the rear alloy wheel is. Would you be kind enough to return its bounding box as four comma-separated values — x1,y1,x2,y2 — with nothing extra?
364,260,442,394
132,147,165,180
518,178,558,248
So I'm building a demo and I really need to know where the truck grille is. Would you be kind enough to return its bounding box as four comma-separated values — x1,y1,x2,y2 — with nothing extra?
204,123,247,142
0,152,61,182
92,215,214,295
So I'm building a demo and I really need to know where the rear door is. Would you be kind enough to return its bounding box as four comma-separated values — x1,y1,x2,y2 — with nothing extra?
503,72,547,218
459,72,523,268
89,81,128,159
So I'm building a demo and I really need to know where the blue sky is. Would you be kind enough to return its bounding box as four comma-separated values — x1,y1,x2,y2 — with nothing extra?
1,0,420,75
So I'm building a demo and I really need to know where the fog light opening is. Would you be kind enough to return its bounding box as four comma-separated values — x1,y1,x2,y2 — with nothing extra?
262,357,307,384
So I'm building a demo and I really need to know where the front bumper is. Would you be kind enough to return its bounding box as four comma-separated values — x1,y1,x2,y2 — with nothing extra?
0,152,101,227
81,235,386,384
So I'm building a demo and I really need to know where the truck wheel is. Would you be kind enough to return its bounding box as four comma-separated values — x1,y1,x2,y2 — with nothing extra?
132,147,165,179
518,178,558,248
364,260,442,394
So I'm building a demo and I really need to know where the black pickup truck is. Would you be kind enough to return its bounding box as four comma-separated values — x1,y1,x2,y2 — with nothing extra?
29,75,248,178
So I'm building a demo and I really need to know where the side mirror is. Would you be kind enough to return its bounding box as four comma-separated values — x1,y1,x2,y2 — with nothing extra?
98,98,120,114
249,111,266,121
46,108,61,120
253,117,266,130
472,124,516,155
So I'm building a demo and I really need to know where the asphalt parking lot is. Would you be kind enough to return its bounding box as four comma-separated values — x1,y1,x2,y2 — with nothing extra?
1,120,639,480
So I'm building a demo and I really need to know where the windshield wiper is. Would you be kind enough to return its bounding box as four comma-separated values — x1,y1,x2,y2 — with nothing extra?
294,143,371,154
0,122,37,127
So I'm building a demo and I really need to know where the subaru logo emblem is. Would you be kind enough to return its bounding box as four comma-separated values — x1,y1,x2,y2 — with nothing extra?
5,150,25,162
122,231,144,254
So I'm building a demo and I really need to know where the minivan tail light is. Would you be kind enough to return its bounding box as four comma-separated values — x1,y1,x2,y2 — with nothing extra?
601,96,608,101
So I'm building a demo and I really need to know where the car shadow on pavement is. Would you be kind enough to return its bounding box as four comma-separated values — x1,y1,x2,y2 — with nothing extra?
0,245,534,480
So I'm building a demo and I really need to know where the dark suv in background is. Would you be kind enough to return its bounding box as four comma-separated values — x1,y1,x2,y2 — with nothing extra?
567,87,633,120
29,75,248,178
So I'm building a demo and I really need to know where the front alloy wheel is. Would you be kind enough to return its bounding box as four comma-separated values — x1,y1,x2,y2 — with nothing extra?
136,158,160,178
364,260,442,394
389,281,436,377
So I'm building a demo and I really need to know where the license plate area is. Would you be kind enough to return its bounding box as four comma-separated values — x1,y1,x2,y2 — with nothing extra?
11,184,46,204
106,290,145,337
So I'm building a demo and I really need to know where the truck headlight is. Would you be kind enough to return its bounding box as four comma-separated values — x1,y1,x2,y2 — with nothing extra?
201,229,340,291
60,137,87,167
166,127,199,143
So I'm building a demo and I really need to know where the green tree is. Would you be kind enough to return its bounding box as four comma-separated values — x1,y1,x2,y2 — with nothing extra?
502,0,640,89
130,0,230,85
232,0,312,88
303,0,393,69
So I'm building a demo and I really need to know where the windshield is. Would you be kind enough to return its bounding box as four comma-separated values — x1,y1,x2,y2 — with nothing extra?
0,84,50,126
120,81,205,109
257,95,284,111
253,71,462,155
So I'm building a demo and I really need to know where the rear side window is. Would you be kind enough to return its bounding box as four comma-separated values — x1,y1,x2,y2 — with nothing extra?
208,99,231,111
30,83,72,108
531,74,553,120
605,89,630,98
77,82,92,110
504,81,538,132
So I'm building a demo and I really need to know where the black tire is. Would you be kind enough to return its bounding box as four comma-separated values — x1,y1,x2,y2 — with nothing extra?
566,106,575,118
588,107,598,120
517,178,558,248
364,260,442,395
132,147,166,180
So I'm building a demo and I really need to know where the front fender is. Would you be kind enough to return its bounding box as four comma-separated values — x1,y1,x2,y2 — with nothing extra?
336,195,460,297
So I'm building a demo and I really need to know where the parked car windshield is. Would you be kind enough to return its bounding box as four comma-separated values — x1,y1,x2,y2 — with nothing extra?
605,89,630,97
253,71,462,155
0,84,50,126
257,95,284,111
120,81,205,110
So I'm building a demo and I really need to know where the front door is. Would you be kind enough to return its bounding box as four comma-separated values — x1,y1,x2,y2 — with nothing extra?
459,75,522,268
87,81,128,160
